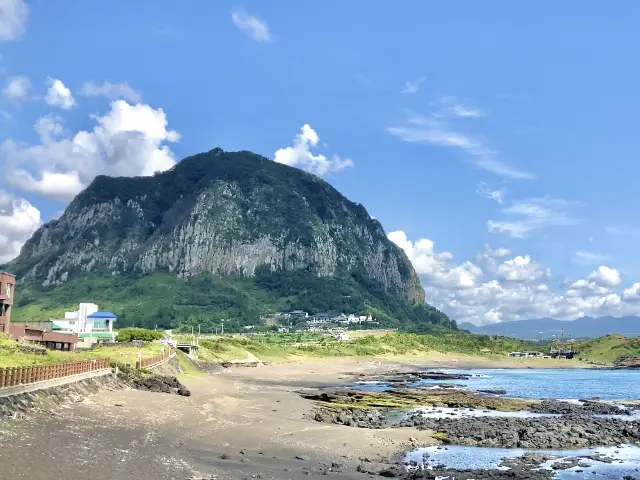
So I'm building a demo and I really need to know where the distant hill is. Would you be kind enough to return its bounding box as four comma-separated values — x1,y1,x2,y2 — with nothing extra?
459,316,640,339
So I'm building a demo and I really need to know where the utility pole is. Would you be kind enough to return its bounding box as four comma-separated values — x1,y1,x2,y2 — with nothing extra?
221,319,225,335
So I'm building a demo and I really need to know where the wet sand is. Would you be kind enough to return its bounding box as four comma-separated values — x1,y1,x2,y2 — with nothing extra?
0,356,595,479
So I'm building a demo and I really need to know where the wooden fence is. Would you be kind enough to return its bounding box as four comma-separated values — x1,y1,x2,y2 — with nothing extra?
0,358,111,388
136,348,176,369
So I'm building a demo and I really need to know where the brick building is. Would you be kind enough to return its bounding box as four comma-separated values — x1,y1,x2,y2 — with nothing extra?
0,272,15,334
0,272,77,350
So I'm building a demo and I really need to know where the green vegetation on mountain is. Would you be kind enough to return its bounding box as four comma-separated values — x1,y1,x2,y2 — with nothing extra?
5,148,453,331
12,270,451,332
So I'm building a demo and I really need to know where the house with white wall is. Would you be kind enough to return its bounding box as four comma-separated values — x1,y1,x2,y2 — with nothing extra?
51,303,117,345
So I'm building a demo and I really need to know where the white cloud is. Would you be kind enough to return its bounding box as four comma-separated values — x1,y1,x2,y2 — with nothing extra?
483,309,502,324
623,283,640,302
2,99,180,201
387,112,535,180
389,230,640,325
587,265,621,287
475,244,511,275
476,182,505,204
3,74,29,100
44,78,76,109
231,8,273,43
488,196,579,238
0,190,41,263
388,230,483,289
33,114,64,141
274,124,354,176
497,255,548,283
11,171,84,202
401,76,426,94
447,104,485,118
437,96,485,118
573,250,610,265
479,245,511,259
80,81,141,103
0,0,28,41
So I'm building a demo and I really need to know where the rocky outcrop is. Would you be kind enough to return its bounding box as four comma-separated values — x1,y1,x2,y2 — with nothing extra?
7,148,425,304
399,414,640,449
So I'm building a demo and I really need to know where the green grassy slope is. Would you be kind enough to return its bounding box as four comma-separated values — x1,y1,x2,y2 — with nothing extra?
575,334,640,364
0,334,163,368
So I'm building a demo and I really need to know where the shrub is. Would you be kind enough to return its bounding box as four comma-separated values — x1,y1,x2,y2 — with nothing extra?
116,327,163,343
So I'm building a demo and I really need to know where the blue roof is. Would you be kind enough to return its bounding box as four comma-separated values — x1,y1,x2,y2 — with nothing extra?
87,311,117,319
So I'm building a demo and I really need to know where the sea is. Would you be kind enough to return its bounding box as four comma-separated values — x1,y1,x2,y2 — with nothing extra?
352,368,640,478
354,367,640,400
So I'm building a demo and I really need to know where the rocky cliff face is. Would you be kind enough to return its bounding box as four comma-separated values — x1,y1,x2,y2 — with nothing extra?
9,149,425,304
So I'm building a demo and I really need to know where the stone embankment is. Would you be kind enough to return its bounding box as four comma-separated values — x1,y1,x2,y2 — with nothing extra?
0,374,123,420
0,362,191,419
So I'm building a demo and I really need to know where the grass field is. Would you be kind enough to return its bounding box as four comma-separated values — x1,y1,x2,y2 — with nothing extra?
192,331,539,363
0,334,165,368
3,330,622,370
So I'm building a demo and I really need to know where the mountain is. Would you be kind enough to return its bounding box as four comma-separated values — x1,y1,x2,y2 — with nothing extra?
460,316,640,339
5,148,451,331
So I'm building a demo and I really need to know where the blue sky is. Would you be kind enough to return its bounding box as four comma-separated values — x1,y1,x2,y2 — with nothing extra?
2,0,640,324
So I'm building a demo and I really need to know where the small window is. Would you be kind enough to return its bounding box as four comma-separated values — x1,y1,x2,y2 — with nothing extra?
5,284,10,298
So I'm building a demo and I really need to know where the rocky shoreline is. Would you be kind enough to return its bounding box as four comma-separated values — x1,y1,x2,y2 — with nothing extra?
398,414,640,448
371,449,640,480
302,379,640,478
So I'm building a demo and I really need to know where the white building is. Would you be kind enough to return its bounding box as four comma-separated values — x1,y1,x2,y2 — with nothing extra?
51,303,117,345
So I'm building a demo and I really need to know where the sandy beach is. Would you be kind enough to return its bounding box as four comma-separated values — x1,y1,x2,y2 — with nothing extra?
0,355,598,479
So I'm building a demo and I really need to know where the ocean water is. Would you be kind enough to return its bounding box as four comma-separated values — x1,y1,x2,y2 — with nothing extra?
386,369,640,478
354,368,640,400
406,445,640,479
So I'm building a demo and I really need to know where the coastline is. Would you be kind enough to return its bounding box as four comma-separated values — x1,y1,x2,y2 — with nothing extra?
0,356,624,480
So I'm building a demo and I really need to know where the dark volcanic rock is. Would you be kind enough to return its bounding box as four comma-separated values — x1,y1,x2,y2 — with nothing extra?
530,399,629,416
385,466,553,479
397,414,640,448
477,389,507,395
354,371,473,385
120,368,191,397
333,408,388,429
